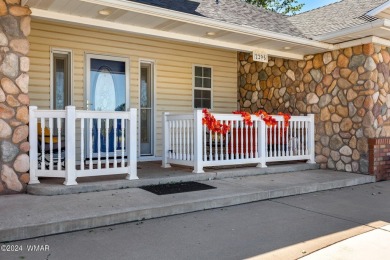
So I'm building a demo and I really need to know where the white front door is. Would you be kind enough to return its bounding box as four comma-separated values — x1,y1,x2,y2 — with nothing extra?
85,54,129,158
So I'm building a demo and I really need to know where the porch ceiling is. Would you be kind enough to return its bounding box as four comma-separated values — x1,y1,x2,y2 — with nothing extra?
22,0,334,60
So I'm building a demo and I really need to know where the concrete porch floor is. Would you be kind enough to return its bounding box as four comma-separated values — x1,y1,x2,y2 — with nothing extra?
28,161,319,195
1,166,375,242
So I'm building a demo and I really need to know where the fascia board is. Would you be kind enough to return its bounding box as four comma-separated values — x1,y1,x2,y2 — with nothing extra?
366,1,390,17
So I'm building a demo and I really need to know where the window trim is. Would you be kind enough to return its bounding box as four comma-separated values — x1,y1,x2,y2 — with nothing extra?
50,48,73,110
192,64,213,109
138,59,156,157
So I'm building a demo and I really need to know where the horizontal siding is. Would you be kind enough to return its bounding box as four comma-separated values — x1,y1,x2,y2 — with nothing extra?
29,20,237,157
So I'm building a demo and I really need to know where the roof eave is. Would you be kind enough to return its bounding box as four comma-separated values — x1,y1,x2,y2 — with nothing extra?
80,0,334,50
312,19,387,42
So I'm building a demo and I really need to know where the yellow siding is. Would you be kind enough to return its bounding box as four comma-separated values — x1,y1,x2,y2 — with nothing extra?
29,20,237,157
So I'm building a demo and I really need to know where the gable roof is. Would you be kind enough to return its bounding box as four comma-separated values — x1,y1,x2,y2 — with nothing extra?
128,0,306,38
288,0,389,38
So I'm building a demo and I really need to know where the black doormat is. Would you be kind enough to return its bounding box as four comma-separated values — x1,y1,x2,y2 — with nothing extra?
141,182,216,195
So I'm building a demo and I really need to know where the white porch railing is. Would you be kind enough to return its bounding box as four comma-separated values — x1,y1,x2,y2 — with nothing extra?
29,106,138,185
162,110,315,173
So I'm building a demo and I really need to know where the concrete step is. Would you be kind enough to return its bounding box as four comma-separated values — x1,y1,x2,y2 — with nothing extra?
28,162,320,195
1,169,375,242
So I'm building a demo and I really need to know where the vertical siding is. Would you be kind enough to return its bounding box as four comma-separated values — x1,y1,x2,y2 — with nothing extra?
29,20,237,157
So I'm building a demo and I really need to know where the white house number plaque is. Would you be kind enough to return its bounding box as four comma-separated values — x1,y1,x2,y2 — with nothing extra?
253,50,269,63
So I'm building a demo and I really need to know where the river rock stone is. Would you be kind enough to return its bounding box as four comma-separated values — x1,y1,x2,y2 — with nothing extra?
349,55,365,69
340,146,352,156
20,15,31,37
13,154,29,172
0,32,8,46
0,88,5,102
19,141,29,152
9,5,31,16
0,52,18,78
1,165,22,191
307,93,319,104
9,38,29,55
0,140,19,162
364,57,376,71
15,73,29,93
6,95,19,107
319,94,332,108
310,69,322,83
330,135,343,150
16,106,28,124
1,77,20,94
337,54,349,68
12,125,28,144
0,104,14,119
17,93,29,105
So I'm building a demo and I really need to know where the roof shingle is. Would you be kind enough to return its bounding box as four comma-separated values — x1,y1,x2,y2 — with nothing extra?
288,0,388,38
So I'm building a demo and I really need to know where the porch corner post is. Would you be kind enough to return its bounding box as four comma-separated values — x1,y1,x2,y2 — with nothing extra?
307,114,316,164
256,118,267,168
126,108,138,180
28,106,40,184
64,106,77,185
162,112,171,168
193,109,205,174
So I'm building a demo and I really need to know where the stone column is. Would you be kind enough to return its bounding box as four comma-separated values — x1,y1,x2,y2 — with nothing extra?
0,0,31,194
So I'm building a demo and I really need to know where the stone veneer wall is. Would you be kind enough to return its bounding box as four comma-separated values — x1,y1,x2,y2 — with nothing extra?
238,43,390,173
0,0,31,194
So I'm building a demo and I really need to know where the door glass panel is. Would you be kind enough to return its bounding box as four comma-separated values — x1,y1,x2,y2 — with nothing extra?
89,58,126,155
140,63,153,156
53,53,70,110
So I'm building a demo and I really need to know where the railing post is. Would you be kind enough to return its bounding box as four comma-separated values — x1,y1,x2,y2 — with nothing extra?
64,106,77,185
126,108,138,180
307,114,316,164
28,106,40,184
257,118,267,168
162,112,171,168
193,109,204,173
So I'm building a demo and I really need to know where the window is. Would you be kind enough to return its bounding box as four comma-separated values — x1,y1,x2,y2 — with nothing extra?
51,50,72,109
193,65,212,109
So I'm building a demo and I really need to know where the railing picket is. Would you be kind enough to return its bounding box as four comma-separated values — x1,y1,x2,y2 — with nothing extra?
203,125,207,161
89,118,93,169
245,124,249,159
298,121,301,156
230,121,234,160
57,118,62,170
97,118,101,169
254,120,258,158
105,118,109,169
121,118,125,168
225,120,229,160
40,118,45,170
80,119,84,170
113,119,117,168
49,118,53,171
217,120,224,160
191,120,194,161
179,120,182,160
305,121,309,155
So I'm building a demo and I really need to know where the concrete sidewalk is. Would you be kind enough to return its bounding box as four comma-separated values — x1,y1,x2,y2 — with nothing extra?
0,169,375,242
